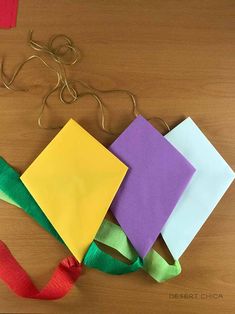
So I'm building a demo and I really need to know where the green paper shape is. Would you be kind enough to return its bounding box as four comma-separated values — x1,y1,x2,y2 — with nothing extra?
96,219,181,282
0,157,63,243
84,242,143,275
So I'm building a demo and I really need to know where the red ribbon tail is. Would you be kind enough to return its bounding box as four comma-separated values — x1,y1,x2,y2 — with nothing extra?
0,240,82,300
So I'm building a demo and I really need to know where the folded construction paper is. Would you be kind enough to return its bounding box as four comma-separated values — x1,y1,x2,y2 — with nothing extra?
161,117,235,260
109,115,195,258
0,0,18,28
20,119,128,262
0,157,181,282
0,240,81,300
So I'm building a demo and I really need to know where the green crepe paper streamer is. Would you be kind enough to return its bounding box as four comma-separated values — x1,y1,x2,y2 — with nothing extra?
0,157,181,281
83,242,143,275
0,157,63,243
0,190,18,207
96,219,181,282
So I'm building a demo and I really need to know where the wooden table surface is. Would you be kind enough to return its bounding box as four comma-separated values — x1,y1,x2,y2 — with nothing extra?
0,1,234,313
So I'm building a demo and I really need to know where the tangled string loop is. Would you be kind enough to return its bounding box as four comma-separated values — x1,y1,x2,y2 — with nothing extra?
0,31,170,134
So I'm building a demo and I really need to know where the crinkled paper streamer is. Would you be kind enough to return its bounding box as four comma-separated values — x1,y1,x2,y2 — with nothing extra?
96,220,181,282
0,157,63,243
0,0,18,28
0,157,181,283
0,240,81,299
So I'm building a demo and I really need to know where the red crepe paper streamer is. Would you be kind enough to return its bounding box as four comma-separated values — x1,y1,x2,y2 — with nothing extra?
0,240,82,299
0,0,19,28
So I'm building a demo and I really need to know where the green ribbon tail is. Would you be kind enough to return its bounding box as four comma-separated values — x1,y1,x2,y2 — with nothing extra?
0,157,63,243
95,219,181,282
83,242,143,275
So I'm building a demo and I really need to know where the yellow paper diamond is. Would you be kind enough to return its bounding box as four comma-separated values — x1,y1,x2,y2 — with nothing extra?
21,119,128,261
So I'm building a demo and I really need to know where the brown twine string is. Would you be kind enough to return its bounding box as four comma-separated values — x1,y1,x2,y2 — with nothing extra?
0,31,170,134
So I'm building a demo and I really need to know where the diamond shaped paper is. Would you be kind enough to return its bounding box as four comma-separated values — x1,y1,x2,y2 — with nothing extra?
161,117,235,259
20,119,128,262
109,115,195,258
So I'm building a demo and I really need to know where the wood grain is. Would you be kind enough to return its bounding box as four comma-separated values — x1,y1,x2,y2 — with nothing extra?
0,1,234,313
